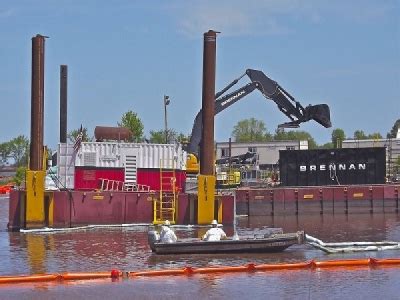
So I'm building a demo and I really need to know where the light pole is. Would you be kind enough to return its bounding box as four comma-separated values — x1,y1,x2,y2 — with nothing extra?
164,95,170,143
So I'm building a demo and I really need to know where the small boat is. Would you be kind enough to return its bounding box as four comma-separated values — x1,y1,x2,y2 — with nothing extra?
148,230,305,255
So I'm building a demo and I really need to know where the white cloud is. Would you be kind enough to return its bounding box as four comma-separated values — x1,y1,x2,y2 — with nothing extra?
173,0,393,38
179,7,251,37
176,0,297,38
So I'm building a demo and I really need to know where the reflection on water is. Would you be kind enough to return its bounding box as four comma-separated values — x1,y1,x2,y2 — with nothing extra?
1,197,400,299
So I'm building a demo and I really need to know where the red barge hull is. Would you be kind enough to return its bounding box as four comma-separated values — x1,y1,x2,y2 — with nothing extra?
7,190,234,231
236,184,399,216
7,184,399,230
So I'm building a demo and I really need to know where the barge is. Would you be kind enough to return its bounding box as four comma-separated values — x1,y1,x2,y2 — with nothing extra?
7,182,399,231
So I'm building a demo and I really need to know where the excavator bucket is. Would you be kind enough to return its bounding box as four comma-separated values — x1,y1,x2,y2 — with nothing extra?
278,104,332,129
305,104,332,128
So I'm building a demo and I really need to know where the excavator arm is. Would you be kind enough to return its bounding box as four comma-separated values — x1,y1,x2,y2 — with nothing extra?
185,69,331,173
186,81,259,155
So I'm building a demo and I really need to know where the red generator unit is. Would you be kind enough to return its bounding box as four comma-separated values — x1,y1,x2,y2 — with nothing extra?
74,166,125,190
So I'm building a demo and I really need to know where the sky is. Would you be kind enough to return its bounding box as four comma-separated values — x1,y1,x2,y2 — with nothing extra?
0,0,399,150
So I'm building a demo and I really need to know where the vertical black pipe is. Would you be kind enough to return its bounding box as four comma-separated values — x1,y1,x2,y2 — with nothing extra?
60,65,68,143
200,30,218,175
30,34,46,171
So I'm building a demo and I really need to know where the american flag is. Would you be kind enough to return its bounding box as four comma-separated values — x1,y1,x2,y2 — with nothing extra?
73,125,83,152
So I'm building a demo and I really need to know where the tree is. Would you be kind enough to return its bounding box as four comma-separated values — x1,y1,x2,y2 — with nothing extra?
232,118,272,142
118,110,144,142
149,129,187,144
68,126,91,143
274,129,318,149
0,142,11,165
8,135,29,167
387,119,400,138
367,132,382,139
353,130,382,140
273,128,287,141
331,128,346,148
13,166,26,187
354,130,367,140
149,130,166,143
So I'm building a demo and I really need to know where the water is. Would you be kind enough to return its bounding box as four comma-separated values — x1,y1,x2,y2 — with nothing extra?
1,195,400,299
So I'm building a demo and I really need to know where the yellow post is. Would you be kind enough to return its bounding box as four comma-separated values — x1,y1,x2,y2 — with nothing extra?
45,192,54,227
217,196,223,224
25,170,45,229
197,174,215,224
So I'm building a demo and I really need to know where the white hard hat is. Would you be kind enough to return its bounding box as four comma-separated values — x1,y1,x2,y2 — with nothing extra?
211,220,218,226
164,220,170,226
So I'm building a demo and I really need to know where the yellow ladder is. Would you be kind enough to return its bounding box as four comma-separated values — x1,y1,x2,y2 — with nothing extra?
153,158,178,224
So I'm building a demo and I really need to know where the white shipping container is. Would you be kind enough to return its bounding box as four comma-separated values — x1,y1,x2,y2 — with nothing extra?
57,142,187,187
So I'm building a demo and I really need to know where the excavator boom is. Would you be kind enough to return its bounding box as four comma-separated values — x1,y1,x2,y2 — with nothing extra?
185,69,332,173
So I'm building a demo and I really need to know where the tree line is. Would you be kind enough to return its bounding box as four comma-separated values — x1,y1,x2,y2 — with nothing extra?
232,118,400,149
1,111,399,167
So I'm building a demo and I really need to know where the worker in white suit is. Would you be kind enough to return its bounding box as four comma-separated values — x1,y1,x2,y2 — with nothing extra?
202,220,227,241
159,220,177,243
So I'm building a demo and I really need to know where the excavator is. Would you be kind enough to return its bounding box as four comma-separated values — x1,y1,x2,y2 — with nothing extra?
185,69,332,174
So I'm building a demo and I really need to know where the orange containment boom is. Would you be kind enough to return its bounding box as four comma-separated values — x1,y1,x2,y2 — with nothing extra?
1,258,400,285
0,184,13,194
